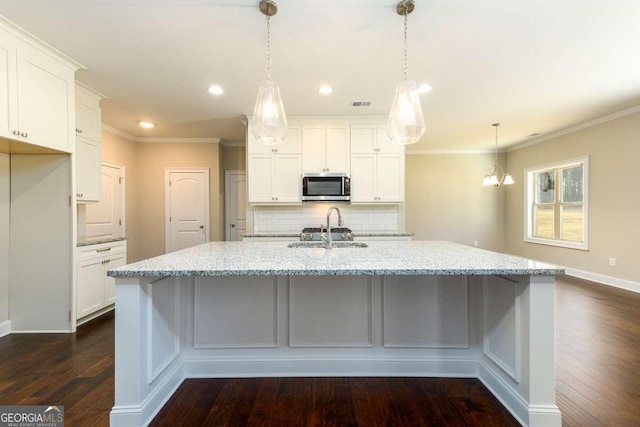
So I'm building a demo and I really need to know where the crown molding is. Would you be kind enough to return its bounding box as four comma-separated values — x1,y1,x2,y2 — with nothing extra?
101,124,220,143
407,149,500,155
508,104,640,152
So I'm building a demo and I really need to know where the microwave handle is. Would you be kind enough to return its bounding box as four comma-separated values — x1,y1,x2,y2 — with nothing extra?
342,177,345,195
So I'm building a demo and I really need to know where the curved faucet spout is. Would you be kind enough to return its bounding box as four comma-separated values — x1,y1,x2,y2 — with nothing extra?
324,206,343,249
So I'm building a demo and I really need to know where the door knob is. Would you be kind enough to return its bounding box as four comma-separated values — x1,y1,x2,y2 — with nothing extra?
199,225,204,229
231,224,236,228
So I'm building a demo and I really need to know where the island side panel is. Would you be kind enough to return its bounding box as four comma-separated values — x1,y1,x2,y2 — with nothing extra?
477,274,561,427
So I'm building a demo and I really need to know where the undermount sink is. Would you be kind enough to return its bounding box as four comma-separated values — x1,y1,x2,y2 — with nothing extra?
287,241,368,249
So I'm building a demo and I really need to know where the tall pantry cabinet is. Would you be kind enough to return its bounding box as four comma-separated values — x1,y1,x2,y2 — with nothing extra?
0,16,83,334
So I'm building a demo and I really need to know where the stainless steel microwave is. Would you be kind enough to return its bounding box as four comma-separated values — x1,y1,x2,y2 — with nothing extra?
302,173,350,202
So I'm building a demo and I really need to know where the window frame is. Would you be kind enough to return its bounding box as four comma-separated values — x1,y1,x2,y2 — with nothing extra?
524,156,589,250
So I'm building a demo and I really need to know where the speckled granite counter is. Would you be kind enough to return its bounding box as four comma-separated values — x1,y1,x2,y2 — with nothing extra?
77,236,127,247
108,240,562,277
241,232,414,238
110,240,563,427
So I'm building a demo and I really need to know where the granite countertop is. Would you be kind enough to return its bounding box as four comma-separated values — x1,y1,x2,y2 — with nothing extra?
241,232,414,238
108,240,563,277
77,237,127,247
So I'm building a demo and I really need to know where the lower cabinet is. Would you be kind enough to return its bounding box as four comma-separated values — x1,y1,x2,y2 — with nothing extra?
76,240,127,321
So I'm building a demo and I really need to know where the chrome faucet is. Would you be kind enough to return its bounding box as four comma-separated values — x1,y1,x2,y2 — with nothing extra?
321,206,344,249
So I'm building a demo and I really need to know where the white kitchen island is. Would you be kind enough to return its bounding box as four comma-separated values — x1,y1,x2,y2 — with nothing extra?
108,241,563,427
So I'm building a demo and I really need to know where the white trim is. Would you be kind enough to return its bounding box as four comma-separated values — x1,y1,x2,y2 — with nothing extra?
147,280,181,383
524,156,589,251
164,168,211,254
101,125,220,144
102,161,126,237
75,81,107,100
220,140,245,147
508,104,640,152
406,149,498,155
0,320,10,337
76,305,114,327
565,267,640,294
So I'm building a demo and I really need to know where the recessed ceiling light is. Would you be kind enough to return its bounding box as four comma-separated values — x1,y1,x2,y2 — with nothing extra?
138,121,154,129
417,84,432,94
208,85,224,95
318,85,333,95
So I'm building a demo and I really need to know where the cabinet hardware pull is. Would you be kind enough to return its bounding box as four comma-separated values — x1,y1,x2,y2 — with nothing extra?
12,130,19,135
96,247,112,252
20,132,28,137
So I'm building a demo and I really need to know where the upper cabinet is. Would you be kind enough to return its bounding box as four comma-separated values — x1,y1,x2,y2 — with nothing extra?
75,84,104,203
0,20,81,153
302,125,350,174
351,125,404,154
75,83,102,143
247,126,301,155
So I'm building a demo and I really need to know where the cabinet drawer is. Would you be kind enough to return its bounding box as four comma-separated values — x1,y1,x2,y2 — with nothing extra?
77,240,127,261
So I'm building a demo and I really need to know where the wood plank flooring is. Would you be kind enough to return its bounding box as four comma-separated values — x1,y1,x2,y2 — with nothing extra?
0,276,638,426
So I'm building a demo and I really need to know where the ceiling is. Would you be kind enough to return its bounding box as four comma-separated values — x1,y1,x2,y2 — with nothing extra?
2,0,640,152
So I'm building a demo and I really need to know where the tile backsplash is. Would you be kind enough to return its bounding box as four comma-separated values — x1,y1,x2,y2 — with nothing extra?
253,203,400,232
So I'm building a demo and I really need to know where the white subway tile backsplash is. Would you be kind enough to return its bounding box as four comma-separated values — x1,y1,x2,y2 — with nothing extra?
253,203,400,233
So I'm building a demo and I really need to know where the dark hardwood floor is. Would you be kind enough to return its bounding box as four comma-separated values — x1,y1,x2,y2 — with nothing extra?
1,276,639,426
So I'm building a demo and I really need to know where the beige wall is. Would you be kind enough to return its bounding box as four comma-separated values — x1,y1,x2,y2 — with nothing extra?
101,131,223,262
222,145,246,171
505,112,640,283
405,153,506,252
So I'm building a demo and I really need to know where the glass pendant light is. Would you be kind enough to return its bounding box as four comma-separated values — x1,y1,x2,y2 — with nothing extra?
387,0,426,145
482,123,515,187
251,0,288,145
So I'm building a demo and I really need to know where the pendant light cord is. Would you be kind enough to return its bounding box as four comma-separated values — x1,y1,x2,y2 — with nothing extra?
403,10,409,81
494,123,500,164
266,14,272,80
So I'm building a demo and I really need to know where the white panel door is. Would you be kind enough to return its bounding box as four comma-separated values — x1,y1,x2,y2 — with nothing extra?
86,162,125,239
76,258,104,318
166,169,210,253
247,155,274,203
377,154,404,202
349,154,376,202
225,171,246,241
103,252,126,306
0,31,17,140
274,155,302,203
301,126,325,173
325,126,350,173
350,125,376,154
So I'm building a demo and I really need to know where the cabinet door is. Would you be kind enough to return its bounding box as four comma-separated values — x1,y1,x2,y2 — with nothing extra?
377,126,405,154
0,29,18,140
302,126,326,173
77,258,104,319
325,126,350,173
350,125,377,154
76,88,101,142
248,155,275,203
350,154,377,202
274,154,301,203
248,125,301,154
76,137,102,202
17,41,74,152
377,154,404,202
103,253,126,306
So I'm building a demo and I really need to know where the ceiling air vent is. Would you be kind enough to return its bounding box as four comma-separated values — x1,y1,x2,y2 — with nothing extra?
350,101,371,107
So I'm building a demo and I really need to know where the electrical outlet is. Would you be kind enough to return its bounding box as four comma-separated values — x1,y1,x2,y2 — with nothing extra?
609,257,616,267
473,240,479,247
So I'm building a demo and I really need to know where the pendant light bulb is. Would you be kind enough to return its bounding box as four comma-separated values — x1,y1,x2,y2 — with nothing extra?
251,0,288,146
387,0,425,145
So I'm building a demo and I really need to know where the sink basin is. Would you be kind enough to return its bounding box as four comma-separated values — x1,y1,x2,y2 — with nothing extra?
287,241,368,249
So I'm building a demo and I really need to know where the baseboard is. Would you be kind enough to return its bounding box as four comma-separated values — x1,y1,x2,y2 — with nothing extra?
77,305,114,326
0,320,10,337
182,356,479,378
565,268,640,294
478,361,561,427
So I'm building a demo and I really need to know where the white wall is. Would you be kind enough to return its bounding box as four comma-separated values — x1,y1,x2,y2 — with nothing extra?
0,154,9,331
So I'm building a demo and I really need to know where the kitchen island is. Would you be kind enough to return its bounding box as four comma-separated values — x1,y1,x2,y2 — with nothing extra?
108,241,563,427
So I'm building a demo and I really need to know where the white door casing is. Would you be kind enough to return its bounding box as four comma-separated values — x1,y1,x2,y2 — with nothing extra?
85,161,125,239
225,171,246,241
165,168,210,253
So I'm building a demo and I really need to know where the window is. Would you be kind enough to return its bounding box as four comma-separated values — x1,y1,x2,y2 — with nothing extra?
525,156,589,250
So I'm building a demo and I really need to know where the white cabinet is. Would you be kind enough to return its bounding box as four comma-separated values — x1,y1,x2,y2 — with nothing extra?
350,126,404,203
248,154,301,203
75,84,103,203
0,25,78,153
247,125,302,204
75,83,102,143
302,125,350,173
76,240,127,321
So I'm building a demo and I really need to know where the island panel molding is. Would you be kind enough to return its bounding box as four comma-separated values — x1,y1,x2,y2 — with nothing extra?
383,275,469,348
483,275,522,382
194,276,279,348
146,278,180,384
